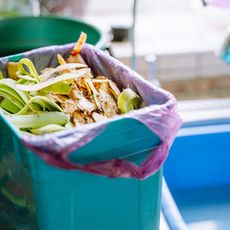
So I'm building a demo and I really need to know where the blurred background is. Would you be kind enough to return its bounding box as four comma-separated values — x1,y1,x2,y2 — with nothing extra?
89,0,222,101
1,0,230,101
84,0,230,101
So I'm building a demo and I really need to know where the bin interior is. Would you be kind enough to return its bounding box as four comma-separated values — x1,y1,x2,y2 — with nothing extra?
164,120,230,230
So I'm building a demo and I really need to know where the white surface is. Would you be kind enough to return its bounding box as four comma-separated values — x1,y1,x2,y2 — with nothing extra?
178,98,230,111
160,212,170,230
188,221,219,230
178,98,230,124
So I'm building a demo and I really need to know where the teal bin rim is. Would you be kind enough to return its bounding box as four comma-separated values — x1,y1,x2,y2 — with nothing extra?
0,43,164,175
0,15,107,57
0,47,160,162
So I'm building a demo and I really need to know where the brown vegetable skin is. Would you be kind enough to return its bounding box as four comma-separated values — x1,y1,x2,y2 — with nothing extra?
72,111,86,125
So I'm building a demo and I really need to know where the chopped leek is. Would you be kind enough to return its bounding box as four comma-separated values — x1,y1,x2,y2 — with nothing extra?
0,78,29,104
16,69,90,92
17,58,40,83
39,79,73,95
30,124,66,135
7,112,68,128
16,96,62,115
0,98,20,113
118,88,141,114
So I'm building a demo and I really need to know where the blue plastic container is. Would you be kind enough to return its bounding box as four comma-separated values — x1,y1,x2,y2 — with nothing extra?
0,56,163,229
164,116,230,229
165,117,230,191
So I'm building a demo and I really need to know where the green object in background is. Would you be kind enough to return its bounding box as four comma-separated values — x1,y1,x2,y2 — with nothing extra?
0,16,105,57
0,9,19,17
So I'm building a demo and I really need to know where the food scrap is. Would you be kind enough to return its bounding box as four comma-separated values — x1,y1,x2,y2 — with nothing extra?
0,32,141,135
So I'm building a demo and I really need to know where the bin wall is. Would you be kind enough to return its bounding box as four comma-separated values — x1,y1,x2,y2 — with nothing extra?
29,153,162,230
0,115,162,230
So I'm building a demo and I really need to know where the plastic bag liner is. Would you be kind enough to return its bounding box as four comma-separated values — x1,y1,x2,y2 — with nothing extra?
0,44,182,179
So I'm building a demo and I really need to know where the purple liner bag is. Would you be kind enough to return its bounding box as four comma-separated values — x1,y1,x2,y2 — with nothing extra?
3,44,182,179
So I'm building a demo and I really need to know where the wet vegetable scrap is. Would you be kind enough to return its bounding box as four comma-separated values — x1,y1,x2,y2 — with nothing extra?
0,32,141,135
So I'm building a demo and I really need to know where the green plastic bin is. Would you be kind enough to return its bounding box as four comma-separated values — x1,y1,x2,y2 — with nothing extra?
0,16,106,57
0,53,162,230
